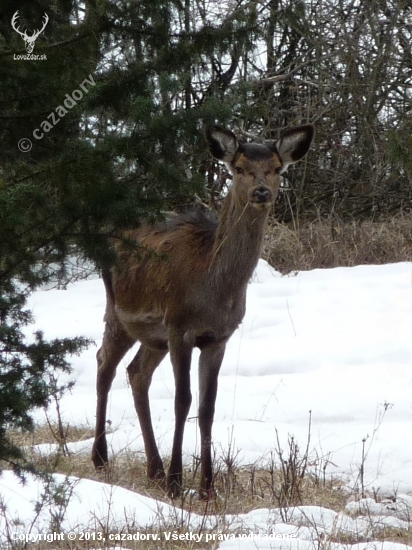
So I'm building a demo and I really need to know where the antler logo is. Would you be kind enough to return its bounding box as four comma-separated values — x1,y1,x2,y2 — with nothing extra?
11,11,49,53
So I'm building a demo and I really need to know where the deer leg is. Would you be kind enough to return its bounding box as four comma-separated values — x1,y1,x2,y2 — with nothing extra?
198,341,226,499
127,344,168,482
167,329,193,498
92,317,135,469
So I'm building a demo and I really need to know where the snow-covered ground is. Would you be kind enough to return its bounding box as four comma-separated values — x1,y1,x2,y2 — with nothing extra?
1,260,412,548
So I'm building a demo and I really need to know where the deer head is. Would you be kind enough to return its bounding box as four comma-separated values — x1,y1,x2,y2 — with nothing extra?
206,124,315,210
11,11,49,54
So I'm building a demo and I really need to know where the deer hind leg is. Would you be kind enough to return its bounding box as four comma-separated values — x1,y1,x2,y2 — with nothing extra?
127,343,168,483
198,340,226,499
92,315,135,469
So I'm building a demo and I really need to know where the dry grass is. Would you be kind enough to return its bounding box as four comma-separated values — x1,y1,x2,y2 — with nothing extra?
263,214,412,274
8,423,346,516
8,423,95,447
7,425,345,518
4,422,412,548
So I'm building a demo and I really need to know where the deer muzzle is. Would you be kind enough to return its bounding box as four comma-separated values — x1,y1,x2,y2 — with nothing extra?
251,185,272,205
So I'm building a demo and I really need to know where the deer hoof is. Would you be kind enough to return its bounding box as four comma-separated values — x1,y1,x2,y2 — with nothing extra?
91,443,108,469
199,485,217,501
166,475,183,499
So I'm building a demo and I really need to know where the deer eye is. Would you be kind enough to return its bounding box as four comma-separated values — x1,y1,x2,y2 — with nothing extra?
275,166,282,174
235,166,244,175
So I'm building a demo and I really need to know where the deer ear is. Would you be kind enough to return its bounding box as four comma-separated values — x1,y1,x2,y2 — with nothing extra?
205,126,239,163
275,124,314,170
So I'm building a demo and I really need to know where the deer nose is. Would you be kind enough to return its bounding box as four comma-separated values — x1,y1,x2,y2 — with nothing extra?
252,185,272,203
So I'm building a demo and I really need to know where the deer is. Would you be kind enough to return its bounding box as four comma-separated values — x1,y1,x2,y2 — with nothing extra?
11,11,49,54
91,122,314,499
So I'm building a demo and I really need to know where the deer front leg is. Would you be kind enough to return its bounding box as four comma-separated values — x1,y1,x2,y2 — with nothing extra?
127,344,168,483
198,341,226,499
167,328,193,498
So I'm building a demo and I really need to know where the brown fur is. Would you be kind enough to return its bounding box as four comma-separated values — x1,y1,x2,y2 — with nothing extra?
92,123,314,499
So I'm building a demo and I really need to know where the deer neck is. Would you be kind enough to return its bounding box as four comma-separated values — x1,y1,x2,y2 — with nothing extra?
209,189,269,292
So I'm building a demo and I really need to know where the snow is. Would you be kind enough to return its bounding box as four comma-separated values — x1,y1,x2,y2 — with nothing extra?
1,260,412,548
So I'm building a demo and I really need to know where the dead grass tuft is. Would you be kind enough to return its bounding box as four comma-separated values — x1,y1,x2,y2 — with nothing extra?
263,215,412,273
